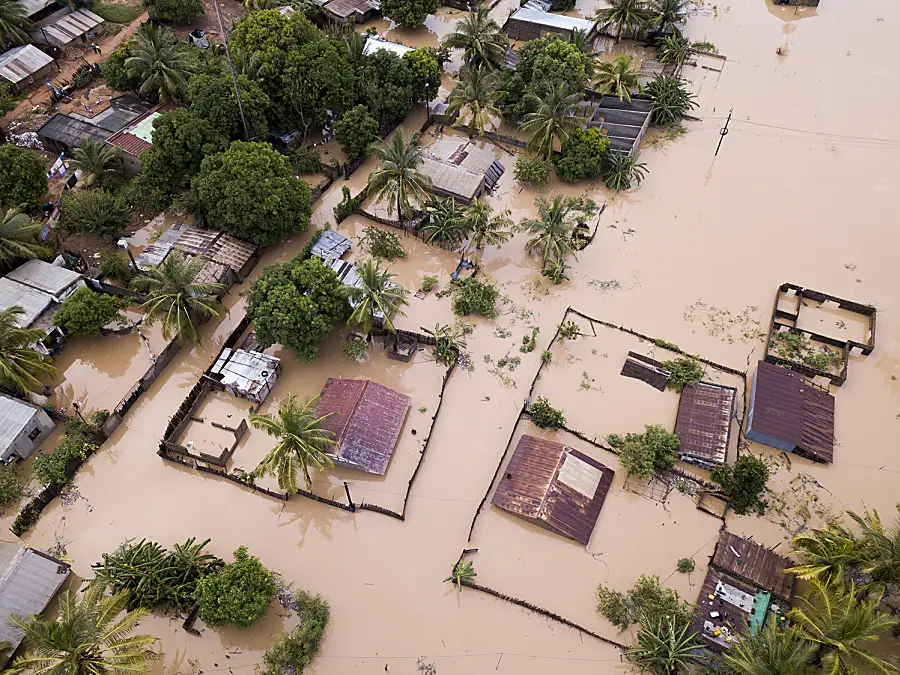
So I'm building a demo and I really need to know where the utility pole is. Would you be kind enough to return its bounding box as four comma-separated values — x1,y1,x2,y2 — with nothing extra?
212,0,250,141
343,481,355,511
715,107,733,156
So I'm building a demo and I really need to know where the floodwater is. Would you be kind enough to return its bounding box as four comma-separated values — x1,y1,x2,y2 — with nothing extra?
17,0,900,673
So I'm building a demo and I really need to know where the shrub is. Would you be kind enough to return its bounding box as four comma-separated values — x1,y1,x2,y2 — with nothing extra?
420,275,438,293
361,226,406,261
60,190,130,236
529,396,565,429
99,251,133,282
72,68,94,90
334,105,380,160
342,338,368,361
514,155,551,187
291,147,322,175
0,145,48,208
0,82,18,116
33,436,95,487
143,0,204,23
597,575,693,631
645,74,698,127
676,558,695,574
607,424,680,480
541,349,553,364
117,174,168,216
519,327,539,353
333,186,365,222
557,320,582,341
262,591,329,675
54,287,127,336
710,454,770,516
0,464,24,507
197,546,276,628
101,42,137,91
661,357,704,392
555,128,610,183
452,277,499,318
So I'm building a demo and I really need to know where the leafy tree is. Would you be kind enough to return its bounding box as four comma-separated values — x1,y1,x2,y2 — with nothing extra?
0,81,16,116
513,155,552,187
461,199,513,261
528,396,565,428
404,48,441,102
70,140,123,188
142,109,228,188
281,39,358,133
54,287,126,336
657,32,690,66
193,141,312,246
360,226,407,261
126,23,194,101
518,37,593,91
645,74,697,126
32,434,94,487
262,592,329,675
607,424,680,480
442,7,508,71
102,42,140,91
521,82,584,159
188,73,269,141
423,197,468,248
196,546,276,629
566,28,597,56
595,0,651,41
367,131,432,228
627,615,700,675
519,194,594,265
246,257,348,362
647,0,689,36
0,306,56,393
132,250,224,343
60,190,130,236
251,394,336,492
597,574,693,631
555,127,610,182
846,506,900,588
10,585,158,675
724,620,818,675
0,0,29,46
447,67,502,136
660,356,703,391
710,453,770,515
0,145,47,208
0,208,48,265
344,259,408,334
381,0,438,28
0,463,23,506
602,151,648,191
143,0,203,23
594,54,641,101
333,105,379,160
451,277,498,318
360,51,417,134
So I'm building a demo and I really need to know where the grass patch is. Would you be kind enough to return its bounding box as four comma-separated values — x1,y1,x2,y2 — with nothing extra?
93,2,142,23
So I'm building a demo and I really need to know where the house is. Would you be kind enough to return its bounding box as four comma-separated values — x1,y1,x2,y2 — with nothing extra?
30,8,104,48
362,37,413,58
0,542,71,666
310,229,351,262
492,435,614,546
0,44,56,93
209,348,280,404
0,395,55,463
420,141,505,203
674,382,736,467
584,96,652,155
503,7,596,41
37,95,154,154
323,0,380,24
315,379,411,476
746,360,835,463
106,101,183,176
16,0,58,21
7,260,84,302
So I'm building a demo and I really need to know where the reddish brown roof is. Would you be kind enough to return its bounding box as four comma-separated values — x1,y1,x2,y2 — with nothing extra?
675,382,736,465
712,531,794,600
317,378,365,443
492,435,614,545
105,100,182,157
693,566,755,653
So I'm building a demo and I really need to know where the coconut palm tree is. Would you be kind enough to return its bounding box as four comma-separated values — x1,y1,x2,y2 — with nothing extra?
250,394,336,493
423,197,468,249
627,615,700,675
461,199,513,261
567,28,597,56
0,0,30,46
520,82,584,160
126,23,193,102
848,505,900,588
422,323,466,366
723,620,818,675
70,140,124,189
645,73,697,125
0,208,49,266
602,150,648,190
447,67,502,137
787,523,862,587
518,195,590,266
367,131,432,228
132,250,224,343
647,0,690,35
594,54,642,102
10,585,158,675
789,579,899,675
657,32,690,65
343,258,409,334
595,0,651,42
442,7,509,71
0,306,56,394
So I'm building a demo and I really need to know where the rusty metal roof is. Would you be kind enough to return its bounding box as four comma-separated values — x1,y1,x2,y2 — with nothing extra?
106,101,181,157
175,227,218,256
207,234,257,272
317,378,366,444
620,351,668,391
492,435,614,545
693,566,755,653
749,360,834,462
712,531,795,601
193,260,228,286
675,382,735,465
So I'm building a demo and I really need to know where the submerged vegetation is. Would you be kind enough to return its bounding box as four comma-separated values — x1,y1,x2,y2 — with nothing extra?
528,397,566,429
607,424,680,480
262,591,329,675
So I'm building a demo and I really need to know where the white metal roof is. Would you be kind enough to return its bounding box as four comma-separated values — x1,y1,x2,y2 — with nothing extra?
0,44,53,85
310,229,351,261
557,452,603,498
17,0,55,18
509,7,595,32
0,278,54,328
421,155,484,201
363,37,413,58
211,348,279,400
0,395,45,459
36,8,104,46
7,260,83,300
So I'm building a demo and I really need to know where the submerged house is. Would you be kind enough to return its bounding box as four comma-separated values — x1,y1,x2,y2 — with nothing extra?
106,101,183,176
0,260,84,348
315,379,411,476
310,229,351,262
0,44,56,93
209,348,280,405
503,7,596,41
746,360,835,463
0,395,55,463
420,143,505,204
492,435,614,546
674,382,736,468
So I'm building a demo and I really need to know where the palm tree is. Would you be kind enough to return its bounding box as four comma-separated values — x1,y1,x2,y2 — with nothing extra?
787,523,862,587
848,505,900,588
627,615,700,674
250,394,336,493
0,208,49,266
594,54,641,102
447,67,502,137
10,585,158,675
657,32,690,65
0,0,30,46
0,306,56,394
645,74,697,125
367,132,432,228
723,620,818,675
567,28,597,56
126,23,193,101
647,0,690,35
343,258,409,334
461,200,513,262
520,82,584,160
442,7,509,71
423,197,468,249
422,323,466,366
595,0,651,41
443,560,476,592
132,250,223,343
70,140,123,189
789,579,899,675
518,195,587,266
602,151,648,191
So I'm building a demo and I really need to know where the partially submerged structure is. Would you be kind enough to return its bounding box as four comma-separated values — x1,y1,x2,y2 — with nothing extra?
316,379,411,476
310,229,351,262
37,95,153,154
209,348,280,404
421,142,505,204
0,395,55,463
30,8,104,47
0,44,55,92
0,260,84,347
746,360,835,463
492,435,614,546
362,37,412,58
323,0,380,23
675,382,736,467
106,101,183,176
583,96,652,155
620,351,669,391
503,8,596,41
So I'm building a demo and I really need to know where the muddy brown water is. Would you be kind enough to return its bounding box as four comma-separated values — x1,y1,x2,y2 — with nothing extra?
18,0,900,672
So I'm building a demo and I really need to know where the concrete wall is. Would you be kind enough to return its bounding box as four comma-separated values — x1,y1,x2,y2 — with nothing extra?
4,408,55,462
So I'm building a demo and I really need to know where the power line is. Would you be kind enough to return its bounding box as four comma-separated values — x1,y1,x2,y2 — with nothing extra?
700,117,900,145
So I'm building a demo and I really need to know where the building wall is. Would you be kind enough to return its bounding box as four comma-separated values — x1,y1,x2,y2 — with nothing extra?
3,409,55,462
7,62,55,94
120,152,143,178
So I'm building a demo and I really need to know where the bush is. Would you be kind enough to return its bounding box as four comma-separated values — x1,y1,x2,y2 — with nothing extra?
607,424,680,480
60,190,130,236
555,128,610,183
197,546,276,629
557,320,582,340
381,0,439,28
541,349,553,364
333,186,365,222
93,2,141,23
99,251,133,282
334,105,380,160
597,575,693,631
711,454,770,516
420,275,438,293
676,557,695,574
0,82,18,116
117,174,169,216
529,396,565,429
101,42,137,91
661,357,704,392
361,226,406,261
514,155,552,187
291,147,322,175
519,327,539,353
143,0,204,23
0,145,48,208
452,277,499,318
262,591,329,675
645,74,698,127
54,287,126,336
33,436,96,487
72,68,94,90
0,464,24,507
342,338,368,361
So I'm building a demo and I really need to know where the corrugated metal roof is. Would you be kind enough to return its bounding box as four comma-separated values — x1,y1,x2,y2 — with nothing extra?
675,382,735,465
712,531,795,601
620,353,668,391
325,0,379,18
0,544,70,663
134,242,173,271
421,155,484,203
106,101,182,157
0,277,54,328
210,348,279,403
508,7,595,32
0,395,47,459
492,435,614,545
693,566,755,653
175,227,219,256
363,37,412,58
37,113,112,150
37,9,103,46
193,260,228,286
0,44,53,85
18,0,56,18
8,260,83,300
317,378,366,444
310,229,351,261
206,234,257,272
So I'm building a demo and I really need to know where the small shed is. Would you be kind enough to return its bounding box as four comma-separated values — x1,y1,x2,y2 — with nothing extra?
18,0,57,19
316,379,411,476
675,382,736,467
0,278,55,329
209,348,280,404
31,8,104,47
310,229,351,262
746,360,835,463
362,37,412,58
0,44,55,92
7,260,83,302
492,435,614,545
0,395,55,463
711,531,795,601
324,0,380,23
0,543,71,665
106,101,183,176
503,7,596,41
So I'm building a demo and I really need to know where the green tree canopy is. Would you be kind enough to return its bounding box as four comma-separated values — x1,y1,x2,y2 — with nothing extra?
555,127,611,182
0,145,48,208
360,51,417,134
126,23,194,102
102,41,140,91
143,0,203,24
196,546,276,629
59,190,130,236
381,0,438,28
281,39,358,132
53,287,126,336
333,105,379,160
403,48,441,103
188,73,270,141
0,208,48,266
710,453,769,515
607,424,680,480
0,0,30,46
442,7,509,71
142,109,228,189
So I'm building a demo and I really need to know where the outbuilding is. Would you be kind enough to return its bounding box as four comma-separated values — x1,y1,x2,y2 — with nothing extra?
503,7,596,41
674,382,736,467
0,44,56,93
362,37,412,58
209,348,280,405
106,101,183,176
30,8,104,48
323,0,380,23
0,395,55,463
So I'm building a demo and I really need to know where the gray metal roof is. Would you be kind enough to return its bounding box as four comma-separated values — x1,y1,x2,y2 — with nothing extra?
210,348,280,402
0,543,71,664
0,278,54,328
7,260,83,300
37,113,111,151
17,0,55,18
0,395,45,456
0,45,53,85
34,9,104,46
421,155,484,202
363,37,412,58
508,7,595,32
310,229,351,261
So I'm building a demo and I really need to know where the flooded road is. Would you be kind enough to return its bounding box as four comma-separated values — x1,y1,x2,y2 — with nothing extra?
18,0,900,673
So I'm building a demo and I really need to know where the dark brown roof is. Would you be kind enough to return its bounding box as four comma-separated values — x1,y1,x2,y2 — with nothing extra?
693,566,755,653
711,531,795,601
106,100,182,157
675,382,736,465
620,352,668,391
492,435,614,545
317,378,365,444
749,360,835,462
